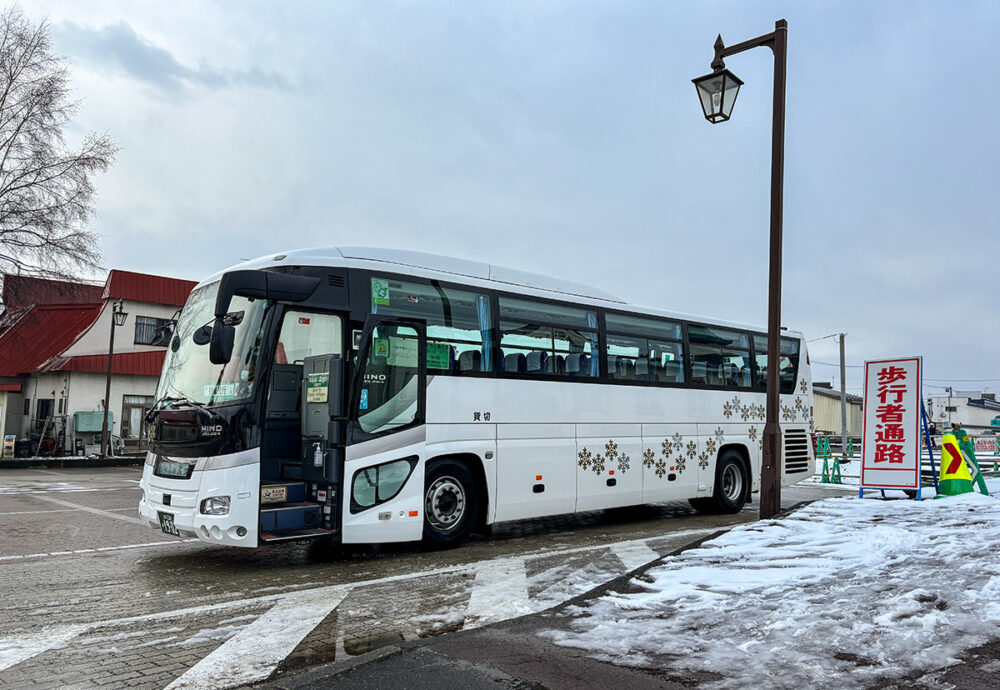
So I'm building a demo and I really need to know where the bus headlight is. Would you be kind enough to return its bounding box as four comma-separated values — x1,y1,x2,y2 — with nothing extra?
200,496,231,515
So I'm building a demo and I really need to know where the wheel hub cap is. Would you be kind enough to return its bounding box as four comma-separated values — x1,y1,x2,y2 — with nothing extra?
425,476,466,531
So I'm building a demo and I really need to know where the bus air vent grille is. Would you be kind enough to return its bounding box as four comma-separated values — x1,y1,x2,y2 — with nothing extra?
328,274,345,287
783,428,810,474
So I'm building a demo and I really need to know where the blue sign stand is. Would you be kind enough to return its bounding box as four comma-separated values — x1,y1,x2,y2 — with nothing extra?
920,399,938,493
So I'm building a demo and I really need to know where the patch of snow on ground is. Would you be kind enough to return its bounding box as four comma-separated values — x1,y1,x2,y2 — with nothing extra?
542,482,1000,689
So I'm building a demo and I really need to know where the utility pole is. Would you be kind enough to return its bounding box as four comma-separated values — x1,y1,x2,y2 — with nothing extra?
839,333,848,460
946,386,953,426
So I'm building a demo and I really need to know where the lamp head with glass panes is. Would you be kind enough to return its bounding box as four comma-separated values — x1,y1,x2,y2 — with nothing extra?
692,68,743,123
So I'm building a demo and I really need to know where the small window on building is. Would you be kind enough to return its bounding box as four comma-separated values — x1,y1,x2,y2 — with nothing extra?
23,398,30,415
122,395,155,439
945,406,957,412
135,316,172,346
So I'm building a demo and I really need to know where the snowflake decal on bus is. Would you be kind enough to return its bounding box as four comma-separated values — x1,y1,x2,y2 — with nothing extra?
643,447,656,470
686,440,697,458
655,458,667,478
794,396,804,412
698,450,710,470
579,440,628,476
705,437,717,456
748,425,758,442
715,426,726,443
723,401,734,419
800,378,808,395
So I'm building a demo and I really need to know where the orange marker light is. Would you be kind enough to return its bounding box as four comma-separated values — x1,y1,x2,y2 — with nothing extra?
670,466,675,471
536,475,542,481
408,510,419,517
609,470,615,475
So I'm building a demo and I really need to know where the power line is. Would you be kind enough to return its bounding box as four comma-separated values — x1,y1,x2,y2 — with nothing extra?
813,360,862,369
924,377,1000,383
807,332,843,343
812,361,999,383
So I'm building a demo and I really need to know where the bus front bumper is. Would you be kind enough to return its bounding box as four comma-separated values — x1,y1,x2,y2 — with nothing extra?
138,449,261,548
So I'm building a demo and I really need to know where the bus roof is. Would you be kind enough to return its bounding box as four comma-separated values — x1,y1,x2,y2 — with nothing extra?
204,247,804,339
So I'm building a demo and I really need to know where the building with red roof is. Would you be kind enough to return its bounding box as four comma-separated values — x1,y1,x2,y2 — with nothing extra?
0,269,197,455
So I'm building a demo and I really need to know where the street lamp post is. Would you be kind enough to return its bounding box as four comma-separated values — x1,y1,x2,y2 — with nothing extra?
100,300,128,458
693,19,788,519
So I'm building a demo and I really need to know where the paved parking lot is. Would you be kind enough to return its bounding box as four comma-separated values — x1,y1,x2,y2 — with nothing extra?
0,466,848,689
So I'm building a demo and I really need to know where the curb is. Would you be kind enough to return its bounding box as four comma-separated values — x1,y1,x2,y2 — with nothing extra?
0,457,145,469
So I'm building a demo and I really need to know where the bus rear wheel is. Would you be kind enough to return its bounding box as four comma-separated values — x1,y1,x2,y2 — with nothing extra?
689,450,749,515
422,460,480,548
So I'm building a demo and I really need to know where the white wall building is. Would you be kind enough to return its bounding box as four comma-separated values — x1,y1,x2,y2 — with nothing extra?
0,270,195,455
928,391,1000,434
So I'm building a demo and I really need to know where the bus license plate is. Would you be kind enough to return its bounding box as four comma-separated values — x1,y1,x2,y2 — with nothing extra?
158,511,180,537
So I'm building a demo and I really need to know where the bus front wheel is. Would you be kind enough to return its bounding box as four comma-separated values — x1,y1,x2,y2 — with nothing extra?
422,459,481,548
689,451,749,515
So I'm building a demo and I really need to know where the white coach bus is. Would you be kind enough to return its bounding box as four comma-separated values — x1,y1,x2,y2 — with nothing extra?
139,247,814,548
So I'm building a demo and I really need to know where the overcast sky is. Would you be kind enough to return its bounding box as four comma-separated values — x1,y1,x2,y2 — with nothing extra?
28,0,1000,396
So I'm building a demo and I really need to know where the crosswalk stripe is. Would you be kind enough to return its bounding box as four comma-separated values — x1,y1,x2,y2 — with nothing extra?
464,557,531,627
165,585,353,689
609,541,661,571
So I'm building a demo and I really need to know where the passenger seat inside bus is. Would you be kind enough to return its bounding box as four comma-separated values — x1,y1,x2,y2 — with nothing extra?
565,353,590,376
526,351,548,373
458,349,481,373
662,360,681,383
504,352,527,373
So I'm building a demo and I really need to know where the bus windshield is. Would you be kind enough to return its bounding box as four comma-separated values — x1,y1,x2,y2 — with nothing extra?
156,282,271,406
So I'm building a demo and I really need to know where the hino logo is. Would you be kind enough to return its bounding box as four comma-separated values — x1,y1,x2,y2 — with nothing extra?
364,373,387,383
201,425,224,436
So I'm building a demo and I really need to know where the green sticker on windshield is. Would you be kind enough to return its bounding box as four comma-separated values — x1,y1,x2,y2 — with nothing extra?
371,278,390,306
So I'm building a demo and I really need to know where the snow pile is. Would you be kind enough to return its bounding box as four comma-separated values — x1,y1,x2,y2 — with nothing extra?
543,487,1000,689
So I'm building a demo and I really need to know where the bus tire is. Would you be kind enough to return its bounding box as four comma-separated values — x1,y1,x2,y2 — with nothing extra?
422,459,481,548
688,450,749,515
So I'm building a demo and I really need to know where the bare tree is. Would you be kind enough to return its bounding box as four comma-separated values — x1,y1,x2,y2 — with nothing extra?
0,6,116,281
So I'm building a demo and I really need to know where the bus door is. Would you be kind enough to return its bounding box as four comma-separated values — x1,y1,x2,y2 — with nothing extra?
343,317,427,543
263,309,345,484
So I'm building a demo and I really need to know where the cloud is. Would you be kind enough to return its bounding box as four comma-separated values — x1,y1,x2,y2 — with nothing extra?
53,20,291,92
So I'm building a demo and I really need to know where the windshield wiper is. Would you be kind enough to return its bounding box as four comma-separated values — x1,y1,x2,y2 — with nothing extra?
146,392,225,423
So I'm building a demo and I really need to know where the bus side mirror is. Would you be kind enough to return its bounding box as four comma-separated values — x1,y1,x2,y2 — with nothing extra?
209,318,235,364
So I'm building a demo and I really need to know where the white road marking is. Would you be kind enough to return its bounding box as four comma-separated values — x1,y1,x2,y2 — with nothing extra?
0,507,137,516
0,624,87,672
464,557,531,627
31,494,146,525
0,526,740,689
0,486,136,495
609,541,661,571
0,539,198,562
165,586,352,689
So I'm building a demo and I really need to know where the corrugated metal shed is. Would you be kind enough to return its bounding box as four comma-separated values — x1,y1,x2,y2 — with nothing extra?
102,270,197,307
0,304,102,377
